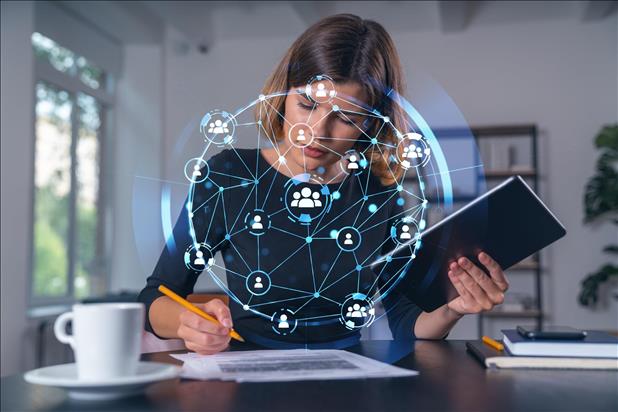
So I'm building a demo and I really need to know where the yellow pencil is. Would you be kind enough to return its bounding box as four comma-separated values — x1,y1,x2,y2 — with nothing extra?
158,285,245,343
482,335,504,351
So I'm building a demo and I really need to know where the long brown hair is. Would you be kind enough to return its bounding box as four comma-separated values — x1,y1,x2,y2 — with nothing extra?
256,13,409,186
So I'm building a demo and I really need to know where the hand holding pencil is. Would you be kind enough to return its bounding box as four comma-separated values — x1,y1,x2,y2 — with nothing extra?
158,285,244,355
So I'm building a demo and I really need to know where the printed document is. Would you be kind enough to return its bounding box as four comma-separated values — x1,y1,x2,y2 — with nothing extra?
171,349,418,382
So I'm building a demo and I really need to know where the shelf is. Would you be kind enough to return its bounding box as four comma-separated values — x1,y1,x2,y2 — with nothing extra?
431,125,537,138
483,309,542,318
484,169,536,178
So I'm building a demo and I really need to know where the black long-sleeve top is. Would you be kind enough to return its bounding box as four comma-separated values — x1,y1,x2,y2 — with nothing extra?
138,148,423,348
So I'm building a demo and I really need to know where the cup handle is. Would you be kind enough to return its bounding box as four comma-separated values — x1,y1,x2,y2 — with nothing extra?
54,312,75,347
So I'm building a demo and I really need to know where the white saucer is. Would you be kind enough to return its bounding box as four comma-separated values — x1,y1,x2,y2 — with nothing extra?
24,361,180,401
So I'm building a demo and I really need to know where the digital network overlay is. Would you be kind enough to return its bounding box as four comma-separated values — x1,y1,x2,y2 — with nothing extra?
175,74,454,339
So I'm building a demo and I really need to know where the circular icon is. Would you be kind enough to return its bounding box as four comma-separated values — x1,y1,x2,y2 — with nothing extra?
305,74,337,104
283,174,331,225
396,132,431,169
336,226,361,252
184,243,215,271
184,157,210,183
246,270,271,296
339,150,368,176
390,218,420,245
244,209,271,236
288,123,314,148
271,308,297,336
340,294,375,330
200,110,236,146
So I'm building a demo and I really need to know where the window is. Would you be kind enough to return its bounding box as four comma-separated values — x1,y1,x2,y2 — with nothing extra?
31,32,111,304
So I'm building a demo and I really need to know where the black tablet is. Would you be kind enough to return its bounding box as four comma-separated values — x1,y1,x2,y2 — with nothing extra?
371,176,566,312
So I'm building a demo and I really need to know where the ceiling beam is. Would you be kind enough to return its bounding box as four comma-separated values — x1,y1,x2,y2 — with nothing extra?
59,1,163,44
141,1,213,51
438,0,477,33
290,1,335,26
581,0,618,21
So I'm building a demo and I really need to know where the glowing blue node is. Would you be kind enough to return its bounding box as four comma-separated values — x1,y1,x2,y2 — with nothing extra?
219,186,224,192
332,191,341,200
368,203,377,213
329,229,338,239
371,138,377,144
313,292,320,298
397,198,405,206
306,236,312,243
356,265,362,272
225,234,230,240
397,185,403,191
363,195,368,201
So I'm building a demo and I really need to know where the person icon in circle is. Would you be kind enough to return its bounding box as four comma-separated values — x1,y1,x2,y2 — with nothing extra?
194,250,206,266
296,129,306,142
278,314,290,329
253,276,264,289
252,215,264,230
343,233,354,245
347,154,359,170
192,164,202,177
399,224,412,240
315,82,327,97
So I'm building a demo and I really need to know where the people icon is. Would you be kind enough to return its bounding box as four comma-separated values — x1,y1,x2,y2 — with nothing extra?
346,303,366,318
399,224,412,240
291,187,322,208
343,233,354,245
208,119,229,135
192,164,202,177
315,82,327,97
296,129,306,142
251,215,263,230
253,276,264,289
278,314,290,329
194,250,205,266
347,154,359,170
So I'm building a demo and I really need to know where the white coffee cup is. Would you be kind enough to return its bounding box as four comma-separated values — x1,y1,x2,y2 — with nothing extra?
54,303,144,381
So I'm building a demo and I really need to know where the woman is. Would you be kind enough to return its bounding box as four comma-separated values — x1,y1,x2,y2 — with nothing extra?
138,14,509,355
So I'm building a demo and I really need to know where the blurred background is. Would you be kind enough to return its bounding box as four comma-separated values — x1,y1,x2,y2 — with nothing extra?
1,0,616,376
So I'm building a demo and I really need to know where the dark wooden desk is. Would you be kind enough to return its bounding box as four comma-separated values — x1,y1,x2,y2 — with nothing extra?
2,340,617,412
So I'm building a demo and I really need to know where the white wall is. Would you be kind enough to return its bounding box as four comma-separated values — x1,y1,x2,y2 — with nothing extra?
111,44,164,292
1,1,35,377
158,2,618,337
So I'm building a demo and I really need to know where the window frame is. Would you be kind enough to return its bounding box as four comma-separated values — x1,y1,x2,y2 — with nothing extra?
29,49,114,308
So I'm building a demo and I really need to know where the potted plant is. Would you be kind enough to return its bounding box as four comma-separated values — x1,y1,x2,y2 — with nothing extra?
578,125,618,307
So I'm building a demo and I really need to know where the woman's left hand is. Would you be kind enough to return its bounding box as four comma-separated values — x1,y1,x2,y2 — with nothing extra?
446,252,509,316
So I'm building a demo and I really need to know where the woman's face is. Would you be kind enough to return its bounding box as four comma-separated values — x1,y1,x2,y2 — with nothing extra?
280,81,370,178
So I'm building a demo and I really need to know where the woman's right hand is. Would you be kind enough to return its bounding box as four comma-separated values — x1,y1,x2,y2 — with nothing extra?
177,299,233,355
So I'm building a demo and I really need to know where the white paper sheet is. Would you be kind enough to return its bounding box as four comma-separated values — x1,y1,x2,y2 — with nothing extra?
171,349,418,382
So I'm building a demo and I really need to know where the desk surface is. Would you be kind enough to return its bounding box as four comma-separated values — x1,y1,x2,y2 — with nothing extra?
2,340,617,412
